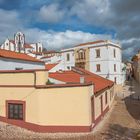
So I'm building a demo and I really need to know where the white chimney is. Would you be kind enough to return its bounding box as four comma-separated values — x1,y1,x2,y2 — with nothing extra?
80,76,85,84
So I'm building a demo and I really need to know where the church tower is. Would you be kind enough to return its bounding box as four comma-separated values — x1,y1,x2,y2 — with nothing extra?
14,32,25,53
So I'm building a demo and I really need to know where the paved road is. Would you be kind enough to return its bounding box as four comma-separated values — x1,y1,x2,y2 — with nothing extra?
117,79,140,100
94,79,140,140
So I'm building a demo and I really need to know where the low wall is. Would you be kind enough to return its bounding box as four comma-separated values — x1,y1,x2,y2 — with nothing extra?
0,84,93,132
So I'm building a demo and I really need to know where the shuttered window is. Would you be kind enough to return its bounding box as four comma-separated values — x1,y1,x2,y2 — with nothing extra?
8,103,23,120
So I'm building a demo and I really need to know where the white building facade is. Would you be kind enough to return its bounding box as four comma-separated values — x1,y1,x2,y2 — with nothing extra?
0,49,45,70
60,40,125,85
0,57,45,70
0,32,43,58
89,41,122,84
61,49,75,70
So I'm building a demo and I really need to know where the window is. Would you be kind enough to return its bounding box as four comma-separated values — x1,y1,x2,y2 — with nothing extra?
39,47,42,52
80,52,83,59
114,49,116,58
96,49,100,58
105,92,108,104
15,68,23,70
78,52,84,59
8,103,23,120
67,66,70,70
114,77,117,84
96,64,101,72
66,53,70,61
114,64,116,72
110,88,114,100
110,90,112,101
77,49,86,60
84,52,86,59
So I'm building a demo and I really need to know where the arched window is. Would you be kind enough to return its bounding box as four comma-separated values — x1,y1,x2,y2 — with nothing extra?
39,47,42,52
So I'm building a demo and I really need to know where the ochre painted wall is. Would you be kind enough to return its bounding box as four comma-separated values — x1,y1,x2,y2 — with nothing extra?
93,86,115,120
35,71,48,85
0,85,92,126
0,71,115,131
74,48,90,71
0,73,34,85
0,71,48,86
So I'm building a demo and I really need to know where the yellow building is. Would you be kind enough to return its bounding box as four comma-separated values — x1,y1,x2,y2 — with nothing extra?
0,68,114,132
75,47,90,70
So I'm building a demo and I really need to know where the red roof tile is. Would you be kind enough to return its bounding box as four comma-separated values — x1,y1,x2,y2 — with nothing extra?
0,49,44,63
24,43,33,49
9,40,15,44
49,67,114,94
43,50,59,54
76,40,105,47
45,63,58,70
32,51,43,55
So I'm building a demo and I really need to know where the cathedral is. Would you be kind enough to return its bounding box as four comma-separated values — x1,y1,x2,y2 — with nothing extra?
0,32,43,57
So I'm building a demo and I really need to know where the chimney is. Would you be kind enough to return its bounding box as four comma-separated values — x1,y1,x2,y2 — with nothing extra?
80,76,85,84
35,70,48,86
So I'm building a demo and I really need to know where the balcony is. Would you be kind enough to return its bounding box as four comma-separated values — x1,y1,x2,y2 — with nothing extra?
76,58,86,62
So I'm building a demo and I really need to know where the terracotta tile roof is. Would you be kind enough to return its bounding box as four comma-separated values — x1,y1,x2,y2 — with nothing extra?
0,69,47,73
32,51,43,55
45,63,58,70
43,50,59,54
36,82,92,89
49,67,114,94
76,40,105,47
41,56,52,59
0,49,44,63
9,40,15,44
24,43,33,49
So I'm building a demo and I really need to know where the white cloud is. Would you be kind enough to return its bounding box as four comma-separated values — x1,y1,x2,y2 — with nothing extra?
0,9,23,42
0,8,112,51
123,47,134,56
70,0,110,25
23,29,112,50
39,3,65,23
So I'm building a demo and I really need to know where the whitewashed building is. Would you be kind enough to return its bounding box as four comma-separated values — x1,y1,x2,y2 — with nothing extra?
40,51,61,64
0,32,43,58
59,40,125,85
60,49,75,70
0,49,45,70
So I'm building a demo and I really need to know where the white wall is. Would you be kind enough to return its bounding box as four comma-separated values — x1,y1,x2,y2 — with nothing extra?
30,43,43,53
89,45,123,84
0,57,45,70
48,77,65,84
48,62,64,72
61,51,75,70
1,39,15,52
42,55,61,64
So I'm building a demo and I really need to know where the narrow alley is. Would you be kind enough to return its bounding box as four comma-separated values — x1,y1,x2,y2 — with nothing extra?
94,78,140,140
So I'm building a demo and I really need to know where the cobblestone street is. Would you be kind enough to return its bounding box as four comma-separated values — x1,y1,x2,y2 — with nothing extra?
95,79,140,140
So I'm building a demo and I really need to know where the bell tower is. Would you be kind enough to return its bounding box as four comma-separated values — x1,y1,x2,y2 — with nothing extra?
14,32,25,53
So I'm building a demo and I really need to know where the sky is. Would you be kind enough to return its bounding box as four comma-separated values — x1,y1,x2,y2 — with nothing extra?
0,0,140,59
